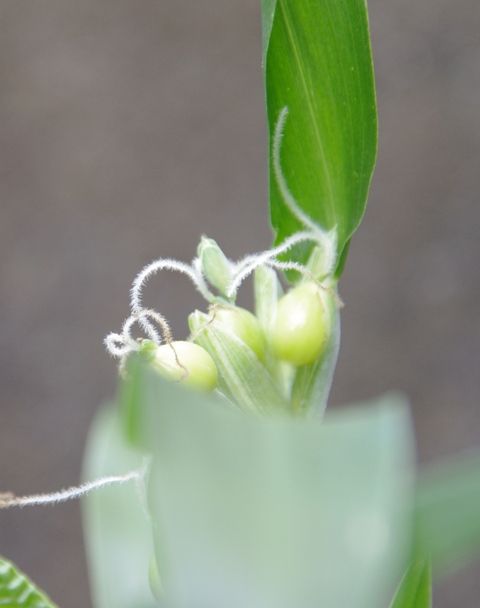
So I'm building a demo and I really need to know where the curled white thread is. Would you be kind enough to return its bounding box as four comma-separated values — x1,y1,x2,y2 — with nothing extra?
0,469,144,509
227,232,321,299
265,259,313,278
273,107,322,235
105,308,173,360
131,257,214,314
130,257,215,341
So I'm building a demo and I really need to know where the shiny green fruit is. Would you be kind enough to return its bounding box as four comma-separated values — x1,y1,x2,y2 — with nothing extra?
213,305,266,361
270,281,332,366
147,340,218,391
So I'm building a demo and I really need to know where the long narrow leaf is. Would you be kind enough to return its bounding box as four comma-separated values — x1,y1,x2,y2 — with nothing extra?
390,559,432,608
263,0,377,274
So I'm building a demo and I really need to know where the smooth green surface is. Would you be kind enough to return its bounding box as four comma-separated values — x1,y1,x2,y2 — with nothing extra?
122,361,413,608
0,556,57,608
414,450,480,574
289,306,340,415
81,405,157,608
390,560,432,608
263,0,377,273
270,281,332,366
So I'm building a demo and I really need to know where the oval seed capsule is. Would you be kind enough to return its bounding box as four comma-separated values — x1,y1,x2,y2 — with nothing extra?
146,340,218,391
270,281,332,366
213,305,266,362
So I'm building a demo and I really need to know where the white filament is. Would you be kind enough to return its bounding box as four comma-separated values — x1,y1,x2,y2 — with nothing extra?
0,469,144,509
273,107,322,235
105,308,173,360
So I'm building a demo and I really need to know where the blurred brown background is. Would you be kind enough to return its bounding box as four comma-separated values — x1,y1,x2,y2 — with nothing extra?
0,1,478,606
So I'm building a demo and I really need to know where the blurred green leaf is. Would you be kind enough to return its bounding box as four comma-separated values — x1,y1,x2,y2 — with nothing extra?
121,354,151,447
414,450,480,574
0,555,57,607
123,359,413,608
82,405,157,608
263,0,377,274
390,559,431,608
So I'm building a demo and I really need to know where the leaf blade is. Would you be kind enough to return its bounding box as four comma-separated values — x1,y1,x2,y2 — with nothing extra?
263,0,377,273
390,559,432,608
0,556,58,608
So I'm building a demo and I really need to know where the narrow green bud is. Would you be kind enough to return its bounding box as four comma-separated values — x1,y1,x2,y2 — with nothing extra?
254,265,283,332
197,236,233,298
254,265,293,396
189,310,287,413
306,245,331,280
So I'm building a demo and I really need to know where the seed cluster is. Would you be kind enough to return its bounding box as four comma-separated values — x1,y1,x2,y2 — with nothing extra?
105,108,341,413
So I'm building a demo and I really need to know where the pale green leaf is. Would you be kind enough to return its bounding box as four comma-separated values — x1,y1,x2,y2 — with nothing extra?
81,405,157,608
124,361,413,608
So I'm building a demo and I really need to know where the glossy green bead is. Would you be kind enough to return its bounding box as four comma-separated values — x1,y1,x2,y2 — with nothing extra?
270,281,331,366
213,305,266,361
150,340,218,391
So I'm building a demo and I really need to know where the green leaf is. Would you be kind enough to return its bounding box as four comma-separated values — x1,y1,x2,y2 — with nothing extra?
130,361,413,608
390,559,432,608
263,0,377,274
0,556,57,607
81,405,158,608
414,450,480,574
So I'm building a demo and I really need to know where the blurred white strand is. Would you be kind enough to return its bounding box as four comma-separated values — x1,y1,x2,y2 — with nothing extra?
0,469,144,509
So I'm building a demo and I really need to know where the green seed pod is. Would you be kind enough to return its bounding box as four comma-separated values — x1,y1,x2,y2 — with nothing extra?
270,281,333,367
212,305,266,362
197,236,233,298
141,339,218,392
188,310,287,413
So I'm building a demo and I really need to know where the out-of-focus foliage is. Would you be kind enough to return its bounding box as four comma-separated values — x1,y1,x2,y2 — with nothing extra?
123,358,413,608
390,559,432,608
414,450,480,573
82,405,157,608
0,555,58,608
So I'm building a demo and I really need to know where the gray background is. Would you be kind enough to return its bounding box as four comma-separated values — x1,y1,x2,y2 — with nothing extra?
0,1,479,606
